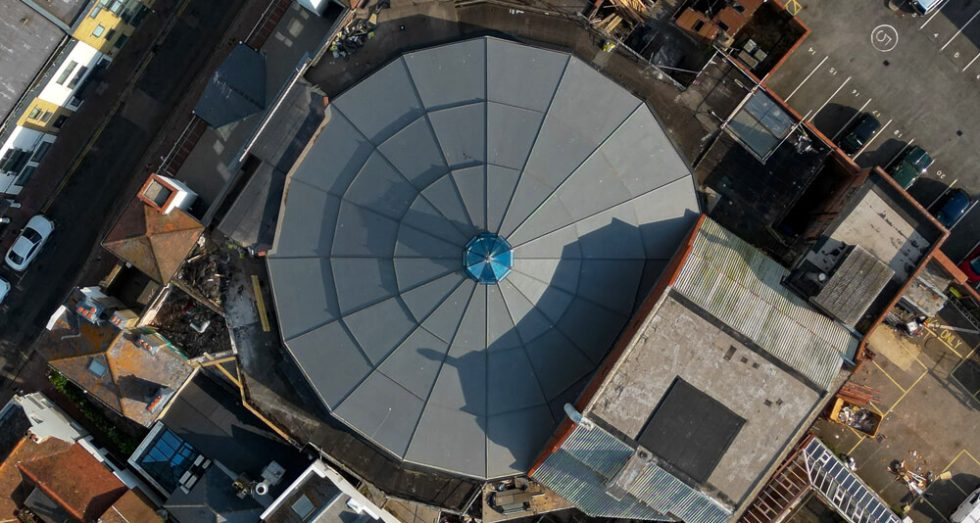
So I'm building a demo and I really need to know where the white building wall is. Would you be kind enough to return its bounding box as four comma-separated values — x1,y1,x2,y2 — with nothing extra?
0,125,57,195
38,40,107,110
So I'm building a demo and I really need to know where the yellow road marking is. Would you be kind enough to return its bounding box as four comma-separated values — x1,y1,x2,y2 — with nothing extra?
883,369,927,415
873,360,908,393
786,0,802,15
848,436,864,455
923,326,964,357
251,274,271,332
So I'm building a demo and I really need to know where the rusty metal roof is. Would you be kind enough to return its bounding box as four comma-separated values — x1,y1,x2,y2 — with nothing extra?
103,199,204,284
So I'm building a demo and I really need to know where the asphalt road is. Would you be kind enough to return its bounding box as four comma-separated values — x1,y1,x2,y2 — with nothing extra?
0,0,249,380
764,0,980,262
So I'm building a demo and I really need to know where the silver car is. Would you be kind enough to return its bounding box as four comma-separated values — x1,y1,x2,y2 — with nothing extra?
5,215,54,272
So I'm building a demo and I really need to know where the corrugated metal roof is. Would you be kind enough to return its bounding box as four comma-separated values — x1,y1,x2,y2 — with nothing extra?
673,218,857,390
531,422,731,523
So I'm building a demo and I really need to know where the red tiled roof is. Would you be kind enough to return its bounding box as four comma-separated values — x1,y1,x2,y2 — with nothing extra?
17,443,127,522
99,490,162,523
0,438,72,520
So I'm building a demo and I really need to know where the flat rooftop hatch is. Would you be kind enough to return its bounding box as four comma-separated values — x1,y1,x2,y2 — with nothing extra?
637,377,745,484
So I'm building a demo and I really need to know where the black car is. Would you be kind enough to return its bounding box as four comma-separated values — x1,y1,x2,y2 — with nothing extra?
837,113,881,155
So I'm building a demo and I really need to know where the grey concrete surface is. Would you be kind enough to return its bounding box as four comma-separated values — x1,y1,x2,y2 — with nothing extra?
763,0,980,261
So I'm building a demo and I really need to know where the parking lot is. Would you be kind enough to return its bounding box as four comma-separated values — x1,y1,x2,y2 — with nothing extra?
764,0,980,261
814,302,980,523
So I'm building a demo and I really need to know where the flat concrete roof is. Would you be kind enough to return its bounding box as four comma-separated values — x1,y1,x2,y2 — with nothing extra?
0,1,65,123
586,293,824,506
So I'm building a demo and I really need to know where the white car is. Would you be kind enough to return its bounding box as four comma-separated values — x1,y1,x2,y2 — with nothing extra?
0,277,8,304
5,215,54,272
952,486,980,523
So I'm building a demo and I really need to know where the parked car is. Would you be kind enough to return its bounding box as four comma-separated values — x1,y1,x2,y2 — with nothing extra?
888,145,933,189
933,189,972,229
951,485,980,523
0,277,8,305
959,245,980,284
838,113,881,155
4,215,54,272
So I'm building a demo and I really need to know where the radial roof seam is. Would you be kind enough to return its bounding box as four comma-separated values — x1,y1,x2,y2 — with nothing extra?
493,280,559,419
506,265,630,321
493,54,572,237
402,282,481,472
482,39,490,233
328,102,476,243
505,101,644,241
500,275,601,367
508,174,697,251
399,53,477,241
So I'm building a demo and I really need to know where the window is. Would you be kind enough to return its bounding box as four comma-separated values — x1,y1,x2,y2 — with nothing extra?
53,115,68,128
89,5,102,18
291,495,316,520
113,33,128,49
38,111,52,124
92,24,105,38
31,142,52,163
718,21,730,31
28,107,41,120
14,166,35,187
87,358,108,377
693,20,705,31
104,29,116,43
67,66,89,89
56,61,78,85
136,427,201,493
111,0,125,14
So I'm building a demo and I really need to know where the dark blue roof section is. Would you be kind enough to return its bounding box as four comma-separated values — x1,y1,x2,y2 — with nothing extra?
194,43,267,128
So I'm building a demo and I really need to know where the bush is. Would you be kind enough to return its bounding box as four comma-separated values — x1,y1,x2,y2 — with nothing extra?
48,371,141,456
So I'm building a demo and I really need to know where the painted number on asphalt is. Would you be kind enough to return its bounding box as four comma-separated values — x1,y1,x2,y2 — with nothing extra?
872,25,899,52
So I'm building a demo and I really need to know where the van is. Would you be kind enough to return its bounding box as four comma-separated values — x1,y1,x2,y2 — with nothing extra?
951,486,980,523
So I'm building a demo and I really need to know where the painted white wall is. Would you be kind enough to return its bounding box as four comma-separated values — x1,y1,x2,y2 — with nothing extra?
38,40,106,110
0,126,57,195
14,393,88,443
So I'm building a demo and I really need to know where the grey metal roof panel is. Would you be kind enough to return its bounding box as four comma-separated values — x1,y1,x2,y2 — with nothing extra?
343,297,416,364
429,103,486,167
334,371,424,456
331,257,397,314
403,38,486,110
451,166,486,230
332,58,423,143
486,37,569,112
377,116,448,189
631,177,701,258
605,107,690,198
289,321,373,408
269,37,700,478
378,327,450,398
672,218,857,390
267,257,339,340
487,103,545,170
194,44,267,128
270,180,340,257
288,108,373,195
486,405,556,478
487,349,549,415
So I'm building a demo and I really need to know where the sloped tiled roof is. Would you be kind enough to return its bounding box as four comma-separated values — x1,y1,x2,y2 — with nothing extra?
0,437,71,519
100,490,164,523
43,311,194,427
103,199,204,283
17,443,127,522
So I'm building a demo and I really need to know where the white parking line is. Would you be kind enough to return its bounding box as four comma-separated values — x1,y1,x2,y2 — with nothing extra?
853,118,892,159
809,76,851,121
920,0,953,29
786,55,828,101
927,179,958,210
831,98,872,140
964,51,980,72
884,138,915,167
950,201,977,231
941,7,980,50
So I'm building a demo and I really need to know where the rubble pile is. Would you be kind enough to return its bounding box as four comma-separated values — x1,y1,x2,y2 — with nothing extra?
150,289,231,359
177,238,229,309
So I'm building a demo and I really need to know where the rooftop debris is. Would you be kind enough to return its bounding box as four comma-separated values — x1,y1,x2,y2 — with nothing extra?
149,287,231,359
176,237,229,311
